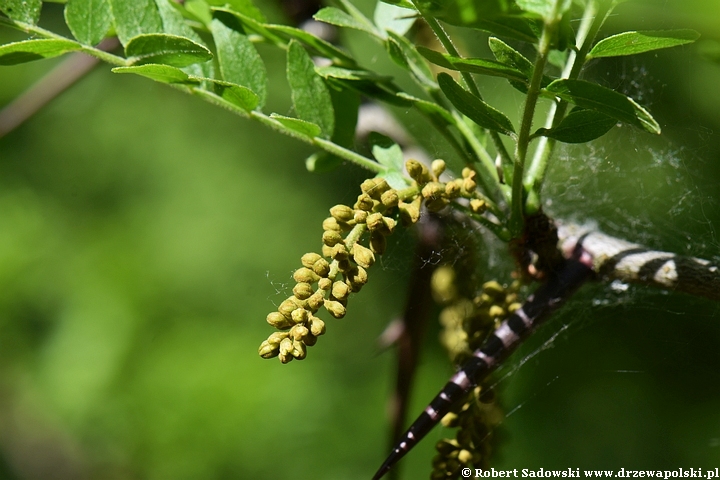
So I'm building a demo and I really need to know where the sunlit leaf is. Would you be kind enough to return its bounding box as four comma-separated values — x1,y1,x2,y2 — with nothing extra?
205,0,265,23
0,39,81,65
287,40,334,139
516,0,571,20
109,0,163,46
374,1,416,37
270,114,323,138
265,24,356,66
534,107,617,143
210,13,267,108
588,29,700,59
545,79,660,134
369,132,403,172
155,0,214,77
125,34,212,67
418,46,527,83
386,31,436,90
315,65,393,82
65,0,113,46
112,63,195,83
313,6,378,37
0,0,41,24
438,73,515,135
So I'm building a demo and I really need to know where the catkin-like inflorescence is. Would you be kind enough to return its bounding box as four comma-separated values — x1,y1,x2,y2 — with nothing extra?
259,159,491,363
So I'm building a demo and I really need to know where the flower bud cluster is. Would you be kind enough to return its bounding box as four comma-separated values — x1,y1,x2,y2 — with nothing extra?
430,266,519,477
405,159,488,216
259,175,417,363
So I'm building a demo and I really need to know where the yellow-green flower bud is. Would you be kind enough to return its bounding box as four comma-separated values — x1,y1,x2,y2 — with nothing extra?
278,299,297,319
431,266,457,304
306,291,325,311
331,280,350,300
322,216,342,232
463,177,477,193
382,216,396,234
508,302,521,313
488,305,505,319
318,278,332,290
321,245,333,258
322,230,344,247
309,316,326,336
445,181,460,197
258,340,279,358
458,449,473,464
406,159,431,184
366,212,384,231
330,243,349,260
293,267,319,284
324,299,347,318
431,159,446,178
267,332,289,345
352,243,375,268
370,231,386,254
398,197,421,225
422,182,445,200
470,198,486,213
435,439,460,455
312,258,330,277
462,167,475,179
267,312,293,329
291,324,309,341
293,282,314,300
291,307,309,324
355,193,375,211
482,280,505,298
353,210,368,224
380,189,399,207
278,352,292,364
279,337,293,356
348,266,368,287
291,339,307,359
301,252,323,268
330,204,355,222
441,412,459,427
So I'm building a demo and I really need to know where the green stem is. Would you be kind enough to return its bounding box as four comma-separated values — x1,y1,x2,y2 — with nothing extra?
509,12,559,237
192,88,383,173
0,17,129,66
524,0,612,201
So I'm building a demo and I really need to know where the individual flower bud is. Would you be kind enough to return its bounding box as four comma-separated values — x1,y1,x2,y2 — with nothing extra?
291,340,307,359
353,209,368,224
322,216,342,232
293,282,314,300
461,167,476,179
458,449,473,464
463,177,477,193
398,198,421,225
355,193,374,211
445,181,460,197
488,305,505,319
435,439,460,455
330,243,349,260
306,291,325,311
431,265,457,304
406,159,431,184
278,299,297,319
321,245,333,258
322,230,343,247
278,351,292,364
348,266,368,287
421,182,445,200
482,280,505,298
431,159,446,178
370,231,386,254
330,204,355,222
304,333,318,346
301,252,323,268
508,302,521,313
309,316,326,336
267,312,293,329
470,198,486,213
331,280,350,300
293,267,319,284
312,258,330,277
382,216,396,234
279,337,293,356
291,307,309,324
352,243,375,268
360,178,378,195
324,299,347,318
366,212,384,232
291,324,309,341
258,340,279,358
441,412,459,427
380,189,399,207
267,332,289,345
318,278,332,290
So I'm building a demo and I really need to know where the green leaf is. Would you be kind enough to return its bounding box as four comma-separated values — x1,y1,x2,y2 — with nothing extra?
313,6,379,37
369,132,403,172
109,0,164,46
534,107,617,143
438,73,515,135
0,39,81,65
588,29,701,59
264,24,356,66
205,0,265,23
270,114,323,138
287,40,334,139
488,36,533,77
0,0,42,24
516,0,571,20
418,46,528,83
112,63,195,83
545,79,660,134
65,0,113,46
210,13,267,109
125,33,212,67
306,152,343,173
374,1,415,37
379,0,415,9
315,65,393,82
386,31,436,90
155,0,214,77
206,79,259,111
396,92,454,128
183,0,212,25
210,7,284,46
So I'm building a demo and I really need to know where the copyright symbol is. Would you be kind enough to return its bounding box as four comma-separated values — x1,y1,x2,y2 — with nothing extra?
462,468,472,478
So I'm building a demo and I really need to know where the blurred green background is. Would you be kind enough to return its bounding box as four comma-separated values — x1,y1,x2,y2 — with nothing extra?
0,1,719,479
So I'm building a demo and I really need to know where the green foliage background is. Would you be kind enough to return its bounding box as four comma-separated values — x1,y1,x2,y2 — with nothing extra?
0,1,719,479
